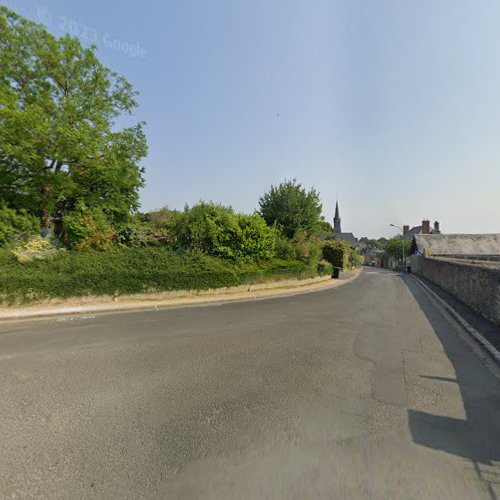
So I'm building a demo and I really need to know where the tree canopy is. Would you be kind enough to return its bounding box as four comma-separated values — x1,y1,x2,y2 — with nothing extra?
384,238,411,261
358,237,387,251
0,6,147,233
258,179,322,239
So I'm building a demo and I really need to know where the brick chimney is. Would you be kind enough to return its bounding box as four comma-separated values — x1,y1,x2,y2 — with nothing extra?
422,220,430,235
433,221,440,234
403,225,410,235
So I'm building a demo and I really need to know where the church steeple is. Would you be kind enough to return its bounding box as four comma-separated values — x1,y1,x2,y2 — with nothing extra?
333,200,341,233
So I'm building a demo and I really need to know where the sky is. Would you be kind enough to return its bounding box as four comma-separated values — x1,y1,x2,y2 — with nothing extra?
3,0,500,237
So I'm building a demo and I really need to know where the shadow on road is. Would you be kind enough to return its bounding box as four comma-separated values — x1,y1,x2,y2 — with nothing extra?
400,274,500,496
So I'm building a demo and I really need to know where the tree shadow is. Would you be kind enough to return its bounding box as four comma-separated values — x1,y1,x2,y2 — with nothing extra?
400,275,500,496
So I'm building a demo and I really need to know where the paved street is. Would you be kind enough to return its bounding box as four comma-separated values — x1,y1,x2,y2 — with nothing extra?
1,269,499,499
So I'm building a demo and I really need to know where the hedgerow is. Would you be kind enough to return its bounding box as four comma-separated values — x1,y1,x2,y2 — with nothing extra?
0,247,318,305
322,239,351,270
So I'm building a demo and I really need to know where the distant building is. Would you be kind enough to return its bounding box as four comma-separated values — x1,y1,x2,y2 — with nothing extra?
401,220,441,240
409,233,500,273
320,200,359,248
333,200,341,234
364,248,388,267
410,233,500,258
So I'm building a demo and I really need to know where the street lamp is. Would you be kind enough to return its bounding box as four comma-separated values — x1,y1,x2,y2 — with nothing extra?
390,224,405,271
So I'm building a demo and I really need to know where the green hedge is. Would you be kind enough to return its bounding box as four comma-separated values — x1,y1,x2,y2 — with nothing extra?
322,239,351,270
0,247,320,305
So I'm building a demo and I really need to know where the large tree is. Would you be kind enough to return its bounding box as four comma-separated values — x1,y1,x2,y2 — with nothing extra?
0,6,147,230
385,238,411,261
259,179,322,238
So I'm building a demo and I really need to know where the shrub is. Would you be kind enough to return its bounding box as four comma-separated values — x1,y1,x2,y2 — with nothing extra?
258,179,322,238
0,247,315,305
322,239,351,270
274,234,297,260
317,260,333,276
168,202,276,261
116,214,162,247
0,204,39,246
11,236,60,263
234,213,276,261
64,206,117,251
146,207,179,229
292,232,322,265
349,251,363,268
275,232,323,269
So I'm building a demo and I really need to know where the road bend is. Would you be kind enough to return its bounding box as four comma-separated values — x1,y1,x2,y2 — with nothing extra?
1,269,499,499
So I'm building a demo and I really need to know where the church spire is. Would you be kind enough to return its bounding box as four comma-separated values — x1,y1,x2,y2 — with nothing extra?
333,199,341,233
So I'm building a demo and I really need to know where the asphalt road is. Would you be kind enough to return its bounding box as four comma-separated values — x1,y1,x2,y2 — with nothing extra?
1,269,499,499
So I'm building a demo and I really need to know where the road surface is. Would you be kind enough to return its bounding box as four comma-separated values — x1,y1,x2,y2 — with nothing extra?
1,269,499,499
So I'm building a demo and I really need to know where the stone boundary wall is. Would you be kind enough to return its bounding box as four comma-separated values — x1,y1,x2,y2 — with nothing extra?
420,257,500,325
443,254,500,263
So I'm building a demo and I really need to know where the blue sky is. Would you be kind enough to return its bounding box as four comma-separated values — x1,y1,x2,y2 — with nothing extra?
4,0,500,237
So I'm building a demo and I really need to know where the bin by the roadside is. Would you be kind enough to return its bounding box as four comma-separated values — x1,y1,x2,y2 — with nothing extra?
332,267,341,279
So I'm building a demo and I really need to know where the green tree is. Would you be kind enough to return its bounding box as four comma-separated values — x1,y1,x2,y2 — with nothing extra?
318,218,333,234
0,203,39,246
359,237,380,251
168,202,276,261
0,7,147,232
258,179,322,238
385,238,411,261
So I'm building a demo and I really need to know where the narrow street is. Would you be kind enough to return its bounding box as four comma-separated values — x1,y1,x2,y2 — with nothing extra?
1,269,499,499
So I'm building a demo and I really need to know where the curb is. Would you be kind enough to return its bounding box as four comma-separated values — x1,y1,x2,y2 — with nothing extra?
0,268,363,322
408,274,500,368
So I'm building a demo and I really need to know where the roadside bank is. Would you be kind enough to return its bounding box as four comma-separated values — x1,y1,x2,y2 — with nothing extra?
0,268,362,321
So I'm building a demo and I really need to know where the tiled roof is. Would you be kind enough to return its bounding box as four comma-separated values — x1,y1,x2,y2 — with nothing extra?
412,234,500,256
319,232,359,245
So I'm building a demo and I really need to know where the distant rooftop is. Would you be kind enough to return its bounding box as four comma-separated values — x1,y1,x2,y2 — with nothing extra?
365,247,386,256
411,233,500,256
319,232,359,245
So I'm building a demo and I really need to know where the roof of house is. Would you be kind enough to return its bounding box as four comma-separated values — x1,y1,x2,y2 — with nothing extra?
403,225,441,240
366,247,386,256
402,226,422,240
411,234,500,256
320,232,359,245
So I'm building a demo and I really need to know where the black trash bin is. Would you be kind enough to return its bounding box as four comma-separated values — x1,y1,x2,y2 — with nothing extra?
332,267,340,279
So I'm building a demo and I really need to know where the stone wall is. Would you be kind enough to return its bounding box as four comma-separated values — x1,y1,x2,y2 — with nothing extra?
420,257,500,325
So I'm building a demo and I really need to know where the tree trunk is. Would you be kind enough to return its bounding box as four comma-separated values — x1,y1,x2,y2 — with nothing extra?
40,184,52,233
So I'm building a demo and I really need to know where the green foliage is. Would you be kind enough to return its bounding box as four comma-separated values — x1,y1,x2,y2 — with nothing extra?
274,232,323,269
0,6,147,233
317,219,333,234
168,202,276,261
11,236,60,263
290,232,323,265
384,238,411,260
117,208,183,247
63,206,117,251
358,237,387,252
116,214,158,247
145,207,179,229
322,239,351,270
0,248,314,305
259,179,323,238
238,257,319,284
349,251,363,268
274,234,298,260
0,204,39,245
236,213,277,260
317,260,333,276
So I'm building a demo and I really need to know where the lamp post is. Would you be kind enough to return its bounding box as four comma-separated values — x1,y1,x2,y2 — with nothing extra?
390,224,405,271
